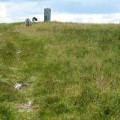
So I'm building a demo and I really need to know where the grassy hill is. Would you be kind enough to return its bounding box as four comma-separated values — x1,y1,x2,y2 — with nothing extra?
0,22,120,120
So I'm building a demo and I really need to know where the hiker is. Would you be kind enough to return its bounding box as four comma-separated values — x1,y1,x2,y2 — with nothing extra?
25,18,31,26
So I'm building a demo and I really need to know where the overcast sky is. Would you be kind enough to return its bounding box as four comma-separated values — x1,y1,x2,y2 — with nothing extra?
0,0,120,23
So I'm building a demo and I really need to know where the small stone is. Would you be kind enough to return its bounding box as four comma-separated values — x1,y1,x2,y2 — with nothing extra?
14,82,26,90
14,83,23,89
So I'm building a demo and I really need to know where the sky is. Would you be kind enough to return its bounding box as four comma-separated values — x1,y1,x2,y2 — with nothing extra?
0,0,120,23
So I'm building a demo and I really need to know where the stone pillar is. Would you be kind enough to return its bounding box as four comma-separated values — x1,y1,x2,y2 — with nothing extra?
44,8,51,22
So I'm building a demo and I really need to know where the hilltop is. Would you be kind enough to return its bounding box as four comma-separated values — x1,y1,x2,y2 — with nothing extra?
0,22,120,120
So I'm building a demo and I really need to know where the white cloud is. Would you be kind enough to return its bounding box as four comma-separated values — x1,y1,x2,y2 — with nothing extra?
0,4,7,17
51,13,120,23
0,1,51,23
0,3,13,23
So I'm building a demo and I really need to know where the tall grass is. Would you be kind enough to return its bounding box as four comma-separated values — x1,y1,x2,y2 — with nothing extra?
0,22,119,119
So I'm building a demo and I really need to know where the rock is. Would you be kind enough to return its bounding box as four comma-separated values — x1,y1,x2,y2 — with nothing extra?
14,83,22,89
14,82,26,90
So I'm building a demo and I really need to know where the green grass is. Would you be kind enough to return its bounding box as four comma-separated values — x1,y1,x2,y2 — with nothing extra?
0,22,120,120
